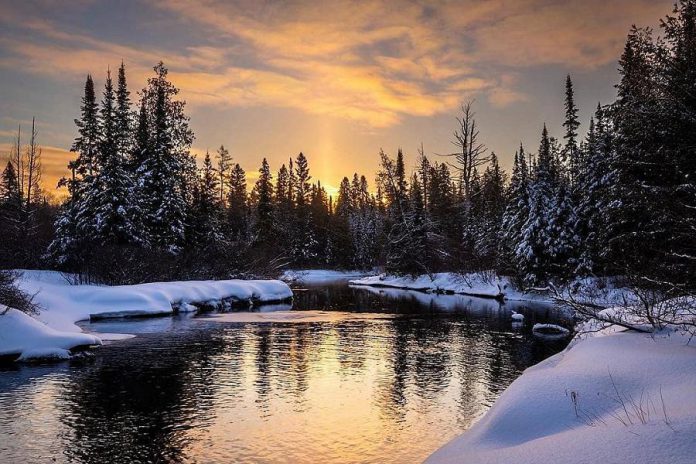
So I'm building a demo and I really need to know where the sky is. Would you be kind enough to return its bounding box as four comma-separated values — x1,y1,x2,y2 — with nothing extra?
0,0,673,199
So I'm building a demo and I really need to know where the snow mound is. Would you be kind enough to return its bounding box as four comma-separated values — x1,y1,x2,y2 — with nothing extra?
0,307,101,361
15,270,293,333
350,272,506,299
426,330,696,464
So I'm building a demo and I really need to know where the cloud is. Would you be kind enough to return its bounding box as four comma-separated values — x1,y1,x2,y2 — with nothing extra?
0,0,669,130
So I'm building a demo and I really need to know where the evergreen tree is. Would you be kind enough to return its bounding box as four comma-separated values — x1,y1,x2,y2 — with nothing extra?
500,147,530,272
115,61,134,158
563,75,581,184
216,145,231,204
253,158,274,245
189,150,222,246
85,69,144,248
227,163,249,240
138,73,187,252
71,74,100,178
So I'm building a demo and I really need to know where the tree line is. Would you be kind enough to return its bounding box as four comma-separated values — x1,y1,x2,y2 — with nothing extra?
1,1,695,292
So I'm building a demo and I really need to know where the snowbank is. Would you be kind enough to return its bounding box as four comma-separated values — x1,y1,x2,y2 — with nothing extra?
15,270,293,333
350,273,508,299
426,328,696,464
0,306,101,362
350,273,634,306
281,269,373,284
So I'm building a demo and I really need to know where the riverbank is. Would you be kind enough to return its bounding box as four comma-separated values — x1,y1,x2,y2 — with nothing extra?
426,326,696,464
0,270,292,362
350,272,631,306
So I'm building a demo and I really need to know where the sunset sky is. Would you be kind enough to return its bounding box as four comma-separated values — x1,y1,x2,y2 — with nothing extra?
0,0,671,198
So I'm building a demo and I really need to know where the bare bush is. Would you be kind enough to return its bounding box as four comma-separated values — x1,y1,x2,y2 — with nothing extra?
0,270,39,314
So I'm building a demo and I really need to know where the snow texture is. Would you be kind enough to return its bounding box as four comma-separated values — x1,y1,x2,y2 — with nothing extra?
0,270,293,362
15,270,293,333
426,329,696,464
281,269,373,284
0,306,101,361
350,272,507,299
350,272,634,306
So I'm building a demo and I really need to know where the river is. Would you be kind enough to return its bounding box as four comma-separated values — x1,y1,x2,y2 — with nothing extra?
0,280,571,463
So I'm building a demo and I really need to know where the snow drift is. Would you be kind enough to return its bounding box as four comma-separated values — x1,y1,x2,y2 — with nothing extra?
0,271,293,361
15,270,293,333
350,273,508,299
0,306,101,361
425,328,696,464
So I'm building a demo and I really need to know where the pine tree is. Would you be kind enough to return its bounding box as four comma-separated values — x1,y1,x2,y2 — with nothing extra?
500,146,530,273
291,152,315,263
71,74,100,178
518,126,558,285
227,163,249,240
216,145,231,204
115,61,133,159
138,73,187,252
189,150,222,246
562,75,581,184
476,153,506,264
82,69,144,248
253,158,274,245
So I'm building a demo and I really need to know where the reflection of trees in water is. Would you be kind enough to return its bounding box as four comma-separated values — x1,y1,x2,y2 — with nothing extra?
51,286,569,463
58,330,226,463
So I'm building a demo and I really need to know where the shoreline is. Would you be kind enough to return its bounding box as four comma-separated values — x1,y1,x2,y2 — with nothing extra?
424,328,696,464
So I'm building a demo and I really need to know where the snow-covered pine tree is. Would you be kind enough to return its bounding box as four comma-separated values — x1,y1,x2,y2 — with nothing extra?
137,70,188,253
603,26,663,279
333,176,354,267
50,74,101,265
658,0,696,285
575,107,614,275
71,74,100,178
517,125,558,285
500,146,529,274
82,69,145,248
188,150,223,247
475,153,506,266
227,163,249,241
252,158,274,245
291,152,316,264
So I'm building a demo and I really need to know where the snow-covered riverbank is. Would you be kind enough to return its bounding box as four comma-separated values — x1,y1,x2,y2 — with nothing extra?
281,269,374,284
350,272,631,306
0,270,292,361
426,327,696,464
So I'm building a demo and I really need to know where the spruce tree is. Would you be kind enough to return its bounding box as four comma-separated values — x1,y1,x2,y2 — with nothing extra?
227,163,249,241
253,158,274,245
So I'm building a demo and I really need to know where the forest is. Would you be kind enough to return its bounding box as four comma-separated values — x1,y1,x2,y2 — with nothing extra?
1,1,695,296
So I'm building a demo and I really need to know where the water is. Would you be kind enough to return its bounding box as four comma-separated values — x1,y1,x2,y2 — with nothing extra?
0,281,570,464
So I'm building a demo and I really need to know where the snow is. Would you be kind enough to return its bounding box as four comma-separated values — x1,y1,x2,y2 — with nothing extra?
426,328,696,464
350,272,506,299
1,270,292,362
0,306,101,361
281,269,373,284
350,272,635,306
15,270,293,333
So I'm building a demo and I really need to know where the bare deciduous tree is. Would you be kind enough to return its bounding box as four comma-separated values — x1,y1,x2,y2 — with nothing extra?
447,101,490,199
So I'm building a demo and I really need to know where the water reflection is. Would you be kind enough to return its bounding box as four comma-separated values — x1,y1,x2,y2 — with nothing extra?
0,284,569,464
